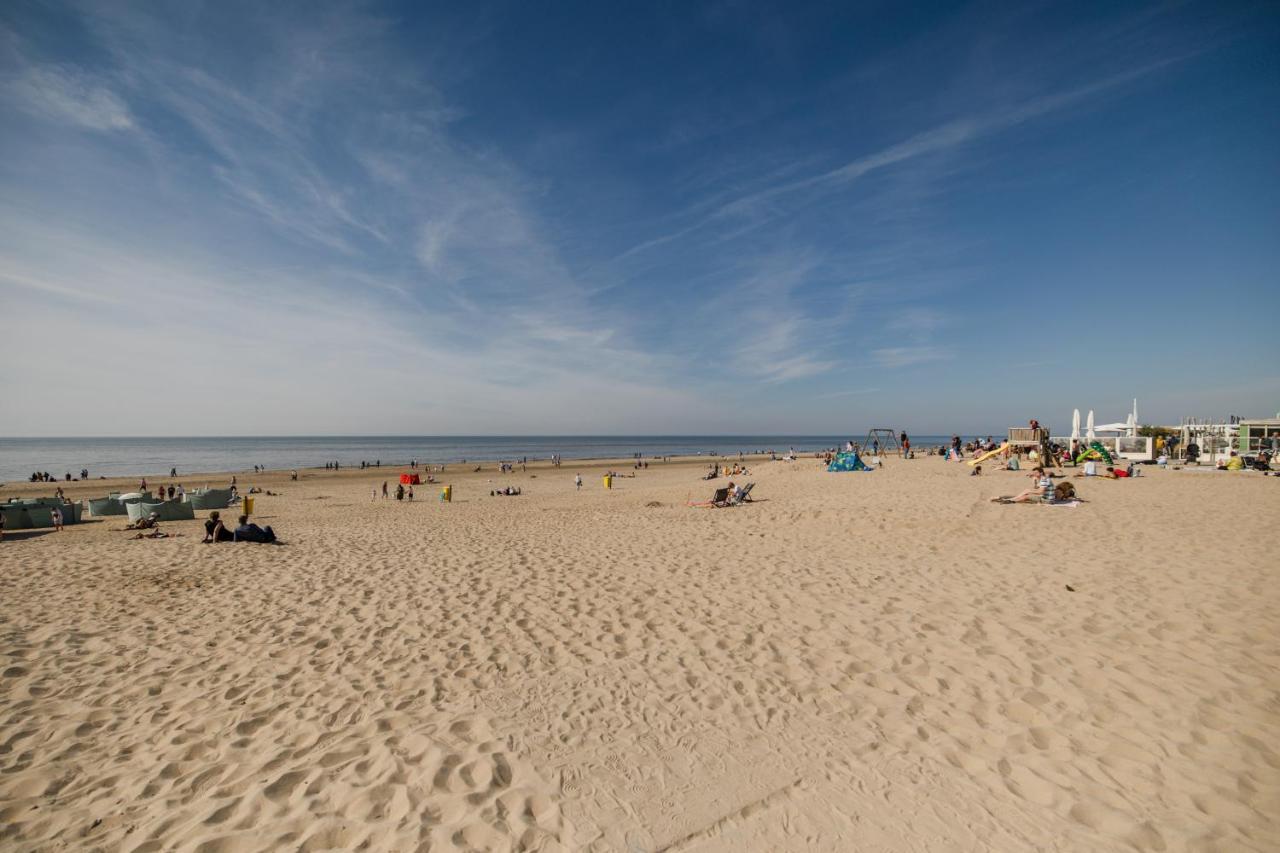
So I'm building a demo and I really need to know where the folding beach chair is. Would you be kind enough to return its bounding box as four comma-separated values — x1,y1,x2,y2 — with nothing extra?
688,487,731,508
729,482,755,505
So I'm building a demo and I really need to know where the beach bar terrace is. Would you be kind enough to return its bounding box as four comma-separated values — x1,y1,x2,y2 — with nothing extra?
1237,418,1280,454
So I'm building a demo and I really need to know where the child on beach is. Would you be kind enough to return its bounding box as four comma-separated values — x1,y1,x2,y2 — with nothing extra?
575,474,582,490
51,506,63,531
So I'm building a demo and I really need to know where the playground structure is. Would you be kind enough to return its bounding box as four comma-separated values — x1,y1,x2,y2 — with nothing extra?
967,442,1011,466
1007,426,1061,468
1074,441,1114,465
862,428,902,460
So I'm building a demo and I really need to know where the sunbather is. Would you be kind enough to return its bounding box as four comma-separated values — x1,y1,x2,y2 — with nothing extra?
233,515,276,543
123,512,161,530
991,467,1054,503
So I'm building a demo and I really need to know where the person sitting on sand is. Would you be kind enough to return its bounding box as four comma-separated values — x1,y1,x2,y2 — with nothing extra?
993,467,1053,503
1220,452,1244,471
202,510,234,543
232,515,276,543
123,512,161,531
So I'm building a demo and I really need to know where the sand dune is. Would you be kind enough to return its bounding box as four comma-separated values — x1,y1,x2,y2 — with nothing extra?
2,456,1277,851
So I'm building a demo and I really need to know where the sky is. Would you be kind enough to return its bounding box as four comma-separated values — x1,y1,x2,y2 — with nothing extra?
1,1,1277,436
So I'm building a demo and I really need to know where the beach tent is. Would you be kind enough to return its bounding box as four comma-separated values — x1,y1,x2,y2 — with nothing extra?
187,489,234,510
827,451,873,472
0,505,55,530
399,473,421,485
126,499,195,523
87,497,125,516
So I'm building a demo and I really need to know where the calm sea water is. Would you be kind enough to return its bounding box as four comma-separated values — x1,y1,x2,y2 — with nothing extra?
0,434,988,481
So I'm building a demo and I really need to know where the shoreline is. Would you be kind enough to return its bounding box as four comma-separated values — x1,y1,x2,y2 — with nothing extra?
0,435,976,484
0,451,818,502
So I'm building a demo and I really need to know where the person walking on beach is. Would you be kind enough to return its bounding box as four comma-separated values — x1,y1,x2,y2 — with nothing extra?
575,473,582,490
51,506,63,532
382,481,389,499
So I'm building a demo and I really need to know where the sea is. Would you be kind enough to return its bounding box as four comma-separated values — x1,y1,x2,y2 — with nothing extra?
0,434,991,481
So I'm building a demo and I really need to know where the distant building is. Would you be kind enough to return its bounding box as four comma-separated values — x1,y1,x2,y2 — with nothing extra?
1237,418,1280,454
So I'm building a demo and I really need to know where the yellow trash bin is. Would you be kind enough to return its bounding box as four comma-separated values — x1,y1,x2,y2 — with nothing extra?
441,485,452,502
243,496,255,515
603,475,612,489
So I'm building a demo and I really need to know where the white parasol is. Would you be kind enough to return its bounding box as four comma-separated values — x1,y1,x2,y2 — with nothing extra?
1072,409,1080,442
1086,410,1095,440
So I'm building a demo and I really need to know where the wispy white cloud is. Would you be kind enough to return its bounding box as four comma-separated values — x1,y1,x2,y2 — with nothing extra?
816,387,880,399
615,57,1190,263
872,346,951,369
4,65,134,131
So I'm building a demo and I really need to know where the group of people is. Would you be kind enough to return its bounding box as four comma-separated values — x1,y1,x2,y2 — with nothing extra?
375,481,414,501
201,511,276,544
1218,450,1273,471
28,468,92,481
147,483,188,501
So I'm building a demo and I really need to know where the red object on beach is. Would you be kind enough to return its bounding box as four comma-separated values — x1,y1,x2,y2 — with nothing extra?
400,473,420,485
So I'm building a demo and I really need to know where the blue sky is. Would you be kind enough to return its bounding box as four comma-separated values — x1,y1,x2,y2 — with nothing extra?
1,1,1277,435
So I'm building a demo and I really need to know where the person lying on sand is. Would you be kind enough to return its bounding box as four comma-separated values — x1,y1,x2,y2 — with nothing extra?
991,467,1053,503
132,530,176,540
122,512,161,530
232,514,276,544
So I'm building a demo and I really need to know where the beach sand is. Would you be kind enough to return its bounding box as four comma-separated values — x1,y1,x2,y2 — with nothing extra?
1,456,1277,851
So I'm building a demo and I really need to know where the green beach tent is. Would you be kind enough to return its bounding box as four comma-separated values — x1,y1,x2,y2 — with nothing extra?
827,451,873,472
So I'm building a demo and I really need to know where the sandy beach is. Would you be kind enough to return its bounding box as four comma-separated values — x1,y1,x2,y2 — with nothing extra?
1,455,1277,851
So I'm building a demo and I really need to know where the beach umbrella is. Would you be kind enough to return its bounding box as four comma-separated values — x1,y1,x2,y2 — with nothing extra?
1087,410,1095,440
1126,412,1136,435
1071,409,1080,442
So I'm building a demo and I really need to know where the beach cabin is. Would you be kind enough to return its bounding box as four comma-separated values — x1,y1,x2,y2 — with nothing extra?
1237,418,1280,455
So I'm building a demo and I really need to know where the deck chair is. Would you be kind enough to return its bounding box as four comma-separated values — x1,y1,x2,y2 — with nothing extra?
688,487,731,508
729,482,755,504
